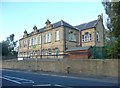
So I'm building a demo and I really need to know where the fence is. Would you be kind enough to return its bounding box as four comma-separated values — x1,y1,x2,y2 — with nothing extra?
92,46,106,59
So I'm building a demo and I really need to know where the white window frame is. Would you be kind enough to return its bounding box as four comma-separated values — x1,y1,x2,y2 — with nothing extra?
48,32,51,42
45,34,47,43
45,32,51,43
33,37,36,45
39,35,42,44
85,32,89,42
29,39,31,46
56,31,59,41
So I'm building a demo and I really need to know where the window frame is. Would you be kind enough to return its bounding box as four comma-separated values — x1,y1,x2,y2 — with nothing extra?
96,32,99,42
89,34,92,41
82,35,84,42
55,30,60,41
85,32,89,42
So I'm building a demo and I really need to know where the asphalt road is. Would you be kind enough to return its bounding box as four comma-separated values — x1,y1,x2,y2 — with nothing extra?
1,69,119,88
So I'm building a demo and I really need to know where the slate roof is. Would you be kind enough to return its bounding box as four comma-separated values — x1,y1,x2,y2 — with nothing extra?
66,46,91,52
20,20,78,40
37,20,77,33
75,20,98,31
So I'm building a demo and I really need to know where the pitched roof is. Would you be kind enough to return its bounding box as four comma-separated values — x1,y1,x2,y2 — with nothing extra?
20,20,78,40
75,20,98,31
66,46,91,52
38,20,77,33
53,20,77,29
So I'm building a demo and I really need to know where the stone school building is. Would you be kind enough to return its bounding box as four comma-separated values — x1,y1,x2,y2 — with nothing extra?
18,15,106,59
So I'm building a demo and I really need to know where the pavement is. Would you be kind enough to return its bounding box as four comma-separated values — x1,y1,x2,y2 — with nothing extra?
1,69,119,88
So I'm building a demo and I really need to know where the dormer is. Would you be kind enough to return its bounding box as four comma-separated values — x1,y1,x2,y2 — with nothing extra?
44,19,53,30
33,25,38,34
23,30,28,38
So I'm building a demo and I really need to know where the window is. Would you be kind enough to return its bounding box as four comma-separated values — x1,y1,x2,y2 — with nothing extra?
97,32,99,42
48,32,51,42
31,38,33,45
19,41,22,48
56,31,59,41
45,49,48,55
45,34,47,43
33,37,37,45
69,31,76,42
33,38,35,45
23,40,27,47
48,49,51,55
29,39,31,46
45,32,51,43
39,35,41,44
82,35,84,42
89,34,92,41
85,32,89,42
35,37,36,45
55,48,59,55
27,39,30,46
42,49,45,55
69,32,72,41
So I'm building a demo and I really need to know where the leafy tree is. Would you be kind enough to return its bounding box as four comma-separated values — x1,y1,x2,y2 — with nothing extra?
1,34,18,57
105,35,120,58
2,41,10,56
102,0,120,58
102,1,120,37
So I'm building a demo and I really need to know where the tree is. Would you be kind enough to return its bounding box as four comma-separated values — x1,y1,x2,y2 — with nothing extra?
1,34,18,58
2,41,10,56
102,0,120,58
102,1,120,37
106,35,120,58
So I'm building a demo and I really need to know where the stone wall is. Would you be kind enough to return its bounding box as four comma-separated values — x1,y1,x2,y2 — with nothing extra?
2,59,119,77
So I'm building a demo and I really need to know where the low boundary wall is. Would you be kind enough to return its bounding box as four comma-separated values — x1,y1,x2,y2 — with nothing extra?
1,59,119,77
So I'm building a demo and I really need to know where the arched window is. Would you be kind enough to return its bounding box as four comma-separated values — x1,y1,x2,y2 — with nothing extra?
85,32,89,42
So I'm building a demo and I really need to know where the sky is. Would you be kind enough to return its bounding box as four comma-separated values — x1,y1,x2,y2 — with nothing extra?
0,0,107,45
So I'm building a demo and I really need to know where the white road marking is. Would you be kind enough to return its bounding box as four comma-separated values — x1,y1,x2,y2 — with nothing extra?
41,74,49,76
33,84,51,86
54,84,72,88
2,75,34,84
2,69,118,84
4,75,34,83
1,76,21,84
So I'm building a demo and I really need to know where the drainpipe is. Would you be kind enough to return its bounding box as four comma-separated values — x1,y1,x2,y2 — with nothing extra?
40,33,42,59
64,27,67,58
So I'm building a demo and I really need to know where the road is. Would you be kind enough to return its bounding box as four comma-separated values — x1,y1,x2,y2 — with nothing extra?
1,69,119,88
